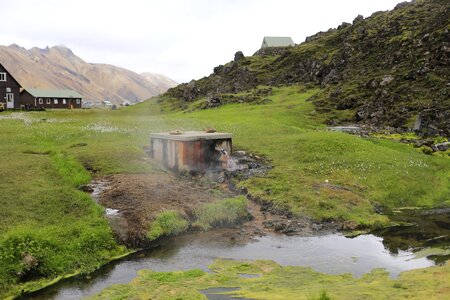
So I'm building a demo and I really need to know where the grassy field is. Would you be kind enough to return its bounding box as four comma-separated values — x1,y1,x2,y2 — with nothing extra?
0,86,449,297
88,259,450,300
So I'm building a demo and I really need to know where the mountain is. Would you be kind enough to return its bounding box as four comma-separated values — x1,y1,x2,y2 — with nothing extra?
140,72,178,95
164,0,449,136
0,44,177,104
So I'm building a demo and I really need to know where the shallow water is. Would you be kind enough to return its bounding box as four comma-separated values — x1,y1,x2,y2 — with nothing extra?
24,212,449,300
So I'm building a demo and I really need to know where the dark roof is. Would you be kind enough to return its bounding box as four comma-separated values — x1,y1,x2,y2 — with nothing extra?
0,62,23,88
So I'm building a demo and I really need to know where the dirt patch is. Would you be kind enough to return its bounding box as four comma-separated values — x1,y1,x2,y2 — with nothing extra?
90,172,228,246
87,152,337,246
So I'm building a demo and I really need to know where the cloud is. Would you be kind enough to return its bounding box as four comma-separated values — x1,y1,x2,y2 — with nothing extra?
0,0,401,82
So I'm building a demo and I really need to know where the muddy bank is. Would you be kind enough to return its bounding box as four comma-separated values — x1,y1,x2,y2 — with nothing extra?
87,172,338,247
87,172,234,246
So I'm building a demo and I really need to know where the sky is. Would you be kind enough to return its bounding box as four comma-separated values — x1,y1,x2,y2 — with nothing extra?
1,0,403,83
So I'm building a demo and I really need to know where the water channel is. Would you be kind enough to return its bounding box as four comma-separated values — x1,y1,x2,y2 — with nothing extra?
24,212,449,299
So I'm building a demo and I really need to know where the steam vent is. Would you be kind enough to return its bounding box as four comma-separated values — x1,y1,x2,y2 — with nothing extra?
149,131,232,174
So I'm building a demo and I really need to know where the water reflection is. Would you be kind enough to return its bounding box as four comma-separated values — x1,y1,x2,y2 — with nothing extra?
24,213,449,300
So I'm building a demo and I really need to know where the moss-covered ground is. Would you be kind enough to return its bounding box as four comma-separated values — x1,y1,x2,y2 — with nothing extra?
0,86,449,297
89,259,450,300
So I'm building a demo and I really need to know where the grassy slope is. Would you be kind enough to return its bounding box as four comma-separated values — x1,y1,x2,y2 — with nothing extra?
0,86,449,296
163,86,450,226
89,259,450,300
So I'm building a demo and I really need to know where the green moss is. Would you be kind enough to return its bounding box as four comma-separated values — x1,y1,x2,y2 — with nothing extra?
89,259,450,300
147,211,189,241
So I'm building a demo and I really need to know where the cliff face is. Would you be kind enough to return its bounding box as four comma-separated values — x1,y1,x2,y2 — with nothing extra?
166,0,449,136
0,45,177,104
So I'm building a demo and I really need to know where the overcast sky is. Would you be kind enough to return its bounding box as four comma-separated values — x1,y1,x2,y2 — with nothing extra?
1,0,402,83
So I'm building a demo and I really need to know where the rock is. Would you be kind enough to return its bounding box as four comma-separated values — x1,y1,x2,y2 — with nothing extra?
342,220,358,230
323,69,339,84
213,65,224,74
234,150,246,157
338,22,351,29
206,95,221,108
182,80,199,101
80,184,94,193
357,26,366,35
330,88,342,98
421,146,433,155
414,139,434,148
353,14,364,24
394,1,410,10
21,252,38,270
234,51,245,61
432,142,450,152
379,75,394,86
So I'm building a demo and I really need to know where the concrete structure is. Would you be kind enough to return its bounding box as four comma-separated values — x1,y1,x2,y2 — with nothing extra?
261,36,295,48
150,131,232,174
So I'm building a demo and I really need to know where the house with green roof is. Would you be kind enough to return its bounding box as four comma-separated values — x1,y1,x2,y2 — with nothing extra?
261,36,295,48
20,88,83,109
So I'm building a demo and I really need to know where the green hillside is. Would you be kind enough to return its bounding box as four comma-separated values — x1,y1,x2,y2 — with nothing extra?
166,0,449,136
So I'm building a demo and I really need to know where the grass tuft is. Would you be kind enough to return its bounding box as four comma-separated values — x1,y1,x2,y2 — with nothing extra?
193,197,249,230
147,211,189,241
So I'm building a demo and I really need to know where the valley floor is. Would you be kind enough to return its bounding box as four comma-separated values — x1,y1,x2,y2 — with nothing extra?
0,86,449,298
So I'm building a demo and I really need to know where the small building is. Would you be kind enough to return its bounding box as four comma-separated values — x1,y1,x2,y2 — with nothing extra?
20,88,83,109
150,131,232,175
261,36,295,48
0,63,22,109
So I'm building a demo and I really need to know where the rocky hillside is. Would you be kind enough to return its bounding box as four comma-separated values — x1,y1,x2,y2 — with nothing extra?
0,45,177,104
165,0,449,136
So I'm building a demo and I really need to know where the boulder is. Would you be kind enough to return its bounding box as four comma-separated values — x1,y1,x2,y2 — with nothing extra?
432,142,450,152
379,75,395,86
353,14,364,24
206,95,221,108
234,51,245,61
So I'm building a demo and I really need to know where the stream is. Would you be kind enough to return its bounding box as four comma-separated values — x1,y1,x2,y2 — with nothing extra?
24,212,449,300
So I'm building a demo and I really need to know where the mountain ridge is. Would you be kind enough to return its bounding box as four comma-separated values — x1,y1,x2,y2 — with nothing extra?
0,44,177,104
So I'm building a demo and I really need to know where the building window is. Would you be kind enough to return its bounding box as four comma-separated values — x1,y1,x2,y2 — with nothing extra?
46,98,51,104
38,98,43,104
0,73,6,81
54,98,58,104
62,99,66,105
76,99,81,104
6,87,11,92
6,94,13,102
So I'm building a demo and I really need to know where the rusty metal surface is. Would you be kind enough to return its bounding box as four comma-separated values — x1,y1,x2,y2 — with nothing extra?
150,136,232,174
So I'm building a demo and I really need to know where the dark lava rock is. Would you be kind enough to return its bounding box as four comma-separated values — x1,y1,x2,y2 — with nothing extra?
234,51,245,61
80,184,94,193
352,14,364,24
206,94,221,108
432,142,450,152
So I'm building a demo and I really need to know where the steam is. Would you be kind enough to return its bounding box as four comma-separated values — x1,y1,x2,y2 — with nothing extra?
219,148,239,171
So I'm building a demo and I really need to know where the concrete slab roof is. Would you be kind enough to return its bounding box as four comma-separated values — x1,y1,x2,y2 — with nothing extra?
150,131,232,141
